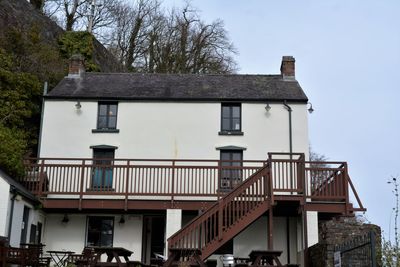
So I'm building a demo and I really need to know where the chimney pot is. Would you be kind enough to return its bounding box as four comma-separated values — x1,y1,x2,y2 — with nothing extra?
280,56,295,79
68,54,85,78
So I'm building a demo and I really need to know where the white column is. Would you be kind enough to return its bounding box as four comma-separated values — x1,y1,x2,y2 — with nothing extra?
165,209,182,255
306,211,318,247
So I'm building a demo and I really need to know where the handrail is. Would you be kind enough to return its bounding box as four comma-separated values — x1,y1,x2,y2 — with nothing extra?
347,174,366,211
167,163,271,258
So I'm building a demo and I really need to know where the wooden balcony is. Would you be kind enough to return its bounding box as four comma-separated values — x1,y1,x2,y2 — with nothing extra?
19,153,365,213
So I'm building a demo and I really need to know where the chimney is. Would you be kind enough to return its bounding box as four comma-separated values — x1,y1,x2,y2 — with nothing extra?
280,56,295,80
68,54,85,78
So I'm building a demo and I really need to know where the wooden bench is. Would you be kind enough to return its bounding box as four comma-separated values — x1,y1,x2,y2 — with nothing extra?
67,247,97,267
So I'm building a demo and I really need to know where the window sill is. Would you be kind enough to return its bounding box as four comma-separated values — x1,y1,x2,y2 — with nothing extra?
92,129,120,133
218,131,244,136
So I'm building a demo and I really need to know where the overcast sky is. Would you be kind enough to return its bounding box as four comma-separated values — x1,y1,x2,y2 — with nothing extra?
164,0,400,239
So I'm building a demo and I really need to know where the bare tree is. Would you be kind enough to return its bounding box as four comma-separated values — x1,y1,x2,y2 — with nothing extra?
42,0,238,73
43,0,88,31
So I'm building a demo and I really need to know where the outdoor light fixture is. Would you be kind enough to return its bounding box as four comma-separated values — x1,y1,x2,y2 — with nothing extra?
75,100,82,110
61,214,69,224
307,102,314,114
265,103,271,112
119,215,125,224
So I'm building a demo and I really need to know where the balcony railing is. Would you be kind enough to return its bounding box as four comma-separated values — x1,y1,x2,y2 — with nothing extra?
19,153,365,211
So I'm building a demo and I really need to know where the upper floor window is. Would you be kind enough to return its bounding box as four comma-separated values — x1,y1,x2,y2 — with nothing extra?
220,103,242,134
97,103,118,130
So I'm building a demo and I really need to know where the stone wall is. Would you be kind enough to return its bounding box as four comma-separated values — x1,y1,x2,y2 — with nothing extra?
308,216,382,267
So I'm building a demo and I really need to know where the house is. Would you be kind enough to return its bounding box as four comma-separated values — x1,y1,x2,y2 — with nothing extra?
17,55,365,266
0,169,45,247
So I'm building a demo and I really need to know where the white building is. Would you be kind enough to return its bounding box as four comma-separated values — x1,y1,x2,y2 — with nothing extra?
0,169,45,247
17,56,364,266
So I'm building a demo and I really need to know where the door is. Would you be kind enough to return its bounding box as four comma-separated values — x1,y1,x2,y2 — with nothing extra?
20,206,30,244
220,150,243,190
92,149,115,189
142,216,166,264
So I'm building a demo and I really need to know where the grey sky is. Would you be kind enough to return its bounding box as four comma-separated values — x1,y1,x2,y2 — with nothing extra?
164,0,400,238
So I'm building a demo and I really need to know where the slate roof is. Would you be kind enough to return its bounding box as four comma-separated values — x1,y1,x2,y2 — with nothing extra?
47,73,308,102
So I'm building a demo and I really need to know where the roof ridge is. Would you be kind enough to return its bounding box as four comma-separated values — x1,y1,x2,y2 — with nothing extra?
84,72,282,77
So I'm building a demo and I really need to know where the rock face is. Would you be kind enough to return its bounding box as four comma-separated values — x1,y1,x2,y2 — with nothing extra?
308,216,382,267
0,0,125,73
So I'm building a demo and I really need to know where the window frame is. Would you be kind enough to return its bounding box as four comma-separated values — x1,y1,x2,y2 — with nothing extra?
91,148,115,190
219,103,243,135
86,216,114,247
96,102,118,131
220,150,243,190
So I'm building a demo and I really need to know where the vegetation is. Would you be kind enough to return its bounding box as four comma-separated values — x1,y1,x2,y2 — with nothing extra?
42,0,237,73
382,176,400,266
0,47,42,176
0,5,65,176
0,0,237,177
58,31,100,71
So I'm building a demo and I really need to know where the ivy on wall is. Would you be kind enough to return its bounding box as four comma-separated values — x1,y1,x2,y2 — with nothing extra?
58,31,100,72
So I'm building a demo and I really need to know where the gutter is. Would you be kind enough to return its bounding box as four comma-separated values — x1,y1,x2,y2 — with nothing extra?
283,100,293,264
37,82,48,157
283,100,293,154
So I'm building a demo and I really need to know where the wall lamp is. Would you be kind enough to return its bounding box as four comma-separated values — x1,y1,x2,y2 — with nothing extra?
61,214,69,224
265,103,271,112
307,102,314,114
119,215,125,224
75,100,82,110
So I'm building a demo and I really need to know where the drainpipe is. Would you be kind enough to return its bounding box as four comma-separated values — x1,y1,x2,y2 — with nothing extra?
37,82,48,158
7,186,18,241
283,100,293,155
283,101,293,264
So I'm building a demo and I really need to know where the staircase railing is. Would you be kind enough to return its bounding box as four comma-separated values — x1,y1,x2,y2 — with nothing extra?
167,163,272,260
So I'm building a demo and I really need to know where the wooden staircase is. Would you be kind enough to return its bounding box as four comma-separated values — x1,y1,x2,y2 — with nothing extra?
166,163,273,263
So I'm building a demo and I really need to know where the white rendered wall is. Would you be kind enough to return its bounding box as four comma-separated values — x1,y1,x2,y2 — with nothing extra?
0,177,10,236
40,101,309,160
39,100,313,260
8,198,45,246
165,209,182,255
233,216,298,265
44,214,142,261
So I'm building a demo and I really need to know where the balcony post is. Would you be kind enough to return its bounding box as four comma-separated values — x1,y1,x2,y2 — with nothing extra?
79,159,85,210
38,159,45,198
217,160,222,199
298,154,305,194
125,160,130,211
344,162,350,215
171,160,176,208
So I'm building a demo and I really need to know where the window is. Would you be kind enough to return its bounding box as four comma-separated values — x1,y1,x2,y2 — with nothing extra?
86,217,114,247
220,150,243,190
220,103,242,134
92,149,115,189
97,103,118,130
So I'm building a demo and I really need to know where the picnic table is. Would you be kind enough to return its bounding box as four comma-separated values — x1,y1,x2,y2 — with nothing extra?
163,248,206,267
248,250,283,267
91,247,133,267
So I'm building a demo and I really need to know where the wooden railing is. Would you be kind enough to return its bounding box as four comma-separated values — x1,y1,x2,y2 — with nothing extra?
19,154,364,211
20,158,265,198
167,164,272,259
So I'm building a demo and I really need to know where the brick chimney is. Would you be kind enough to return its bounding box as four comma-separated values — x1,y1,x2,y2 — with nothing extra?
68,54,85,78
280,56,295,80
